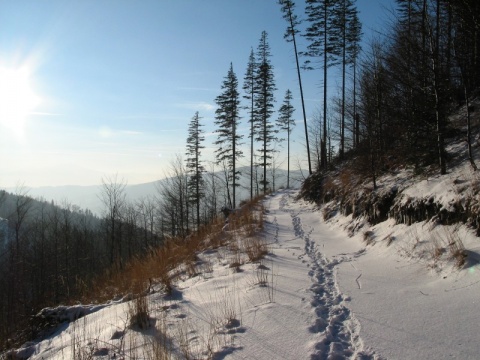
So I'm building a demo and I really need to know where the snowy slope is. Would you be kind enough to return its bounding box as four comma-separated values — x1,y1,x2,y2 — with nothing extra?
10,189,480,360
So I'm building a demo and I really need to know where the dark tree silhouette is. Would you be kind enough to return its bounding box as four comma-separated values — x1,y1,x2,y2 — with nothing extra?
214,63,243,207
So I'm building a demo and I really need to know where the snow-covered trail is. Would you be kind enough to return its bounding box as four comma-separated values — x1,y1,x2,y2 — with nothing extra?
261,190,376,359
265,190,480,360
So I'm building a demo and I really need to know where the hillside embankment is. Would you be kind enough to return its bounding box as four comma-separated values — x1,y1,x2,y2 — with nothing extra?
299,106,480,239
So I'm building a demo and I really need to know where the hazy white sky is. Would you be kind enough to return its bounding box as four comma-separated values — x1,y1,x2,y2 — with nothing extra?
0,0,394,187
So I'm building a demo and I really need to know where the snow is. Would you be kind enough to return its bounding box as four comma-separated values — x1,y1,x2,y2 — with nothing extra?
10,188,480,359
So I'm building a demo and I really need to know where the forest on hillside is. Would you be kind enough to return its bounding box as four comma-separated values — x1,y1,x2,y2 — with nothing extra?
295,0,479,184
0,184,161,349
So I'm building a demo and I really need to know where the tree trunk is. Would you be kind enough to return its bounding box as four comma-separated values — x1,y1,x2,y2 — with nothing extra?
340,0,347,159
322,3,328,170
287,5,312,175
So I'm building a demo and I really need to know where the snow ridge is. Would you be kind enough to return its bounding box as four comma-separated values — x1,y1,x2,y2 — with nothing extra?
279,192,376,359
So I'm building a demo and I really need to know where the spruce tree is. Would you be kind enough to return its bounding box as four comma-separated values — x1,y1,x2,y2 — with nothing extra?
276,89,296,188
254,31,277,194
243,49,257,200
185,111,205,229
214,63,243,208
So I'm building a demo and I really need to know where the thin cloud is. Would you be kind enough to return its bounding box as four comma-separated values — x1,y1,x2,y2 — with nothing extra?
177,87,217,92
98,127,144,138
115,114,184,121
175,101,215,112
120,130,143,136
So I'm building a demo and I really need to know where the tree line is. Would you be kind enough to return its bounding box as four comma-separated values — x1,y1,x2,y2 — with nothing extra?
162,1,362,222
179,29,298,234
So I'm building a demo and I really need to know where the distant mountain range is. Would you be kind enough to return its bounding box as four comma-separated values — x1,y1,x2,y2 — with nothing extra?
5,168,307,215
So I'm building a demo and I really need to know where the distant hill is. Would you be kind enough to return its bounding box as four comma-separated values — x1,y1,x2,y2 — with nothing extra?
5,168,307,215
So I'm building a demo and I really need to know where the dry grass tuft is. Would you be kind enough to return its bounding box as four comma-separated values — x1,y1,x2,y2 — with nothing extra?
427,227,468,269
244,237,269,263
128,295,150,330
363,230,375,246
228,240,243,272
445,230,467,268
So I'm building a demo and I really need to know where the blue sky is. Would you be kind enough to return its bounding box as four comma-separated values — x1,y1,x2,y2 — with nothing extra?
0,0,395,187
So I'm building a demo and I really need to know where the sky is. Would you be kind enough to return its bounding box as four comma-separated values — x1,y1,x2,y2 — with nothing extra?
0,0,395,188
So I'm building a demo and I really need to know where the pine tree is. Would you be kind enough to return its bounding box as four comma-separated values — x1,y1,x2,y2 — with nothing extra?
185,111,205,229
243,49,257,200
304,0,340,169
278,0,312,175
254,31,277,194
276,89,296,188
214,63,243,208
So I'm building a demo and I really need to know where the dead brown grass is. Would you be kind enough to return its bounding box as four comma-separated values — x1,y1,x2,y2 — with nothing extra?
244,236,269,263
128,295,150,330
79,195,265,305
338,168,358,195
428,227,468,269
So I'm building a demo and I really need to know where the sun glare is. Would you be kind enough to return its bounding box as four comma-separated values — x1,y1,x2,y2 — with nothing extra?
0,65,41,137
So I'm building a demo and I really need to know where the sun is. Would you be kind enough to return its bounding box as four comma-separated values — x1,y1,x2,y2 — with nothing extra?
0,65,41,137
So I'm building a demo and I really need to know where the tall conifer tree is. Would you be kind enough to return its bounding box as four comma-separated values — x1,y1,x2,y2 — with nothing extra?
254,31,277,194
185,111,205,228
276,89,296,188
243,49,257,200
214,63,243,208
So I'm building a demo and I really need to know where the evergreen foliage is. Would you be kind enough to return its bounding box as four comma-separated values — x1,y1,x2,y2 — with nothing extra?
277,89,296,188
186,111,205,228
253,31,277,193
214,63,243,207
243,49,257,199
